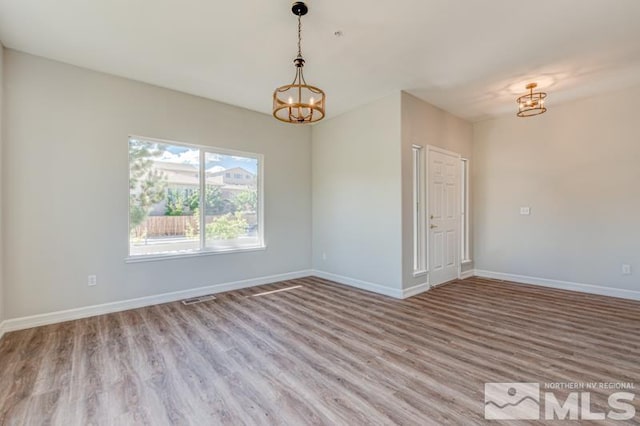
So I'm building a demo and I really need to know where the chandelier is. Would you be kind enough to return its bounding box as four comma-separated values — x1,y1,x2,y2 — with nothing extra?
273,2,326,124
517,83,547,117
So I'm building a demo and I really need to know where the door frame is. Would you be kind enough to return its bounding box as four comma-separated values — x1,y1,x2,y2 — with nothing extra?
426,145,463,285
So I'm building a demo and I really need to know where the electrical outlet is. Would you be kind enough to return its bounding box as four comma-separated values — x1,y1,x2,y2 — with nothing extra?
520,207,531,215
322,252,327,261
622,264,632,276
88,275,97,286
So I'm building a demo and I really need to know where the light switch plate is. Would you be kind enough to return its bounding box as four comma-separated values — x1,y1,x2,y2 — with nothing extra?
520,207,531,215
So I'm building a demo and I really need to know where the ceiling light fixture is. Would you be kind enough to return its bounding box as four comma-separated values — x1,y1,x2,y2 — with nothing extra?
517,83,547,117
273,2,326,124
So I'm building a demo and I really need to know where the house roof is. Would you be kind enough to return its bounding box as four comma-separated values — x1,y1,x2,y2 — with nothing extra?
151,162,255,187
207,167,255,177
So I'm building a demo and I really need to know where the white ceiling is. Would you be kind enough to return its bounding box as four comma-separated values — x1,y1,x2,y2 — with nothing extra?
1,0,639,122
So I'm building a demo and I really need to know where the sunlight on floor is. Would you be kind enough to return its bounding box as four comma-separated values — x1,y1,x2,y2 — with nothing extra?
250,285,303,297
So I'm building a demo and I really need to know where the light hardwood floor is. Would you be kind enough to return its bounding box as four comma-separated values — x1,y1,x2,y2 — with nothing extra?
0,277,639,425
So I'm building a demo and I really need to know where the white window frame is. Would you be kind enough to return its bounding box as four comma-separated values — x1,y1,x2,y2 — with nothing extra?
460,158,471,264
126,135,265,263
412,145,427,276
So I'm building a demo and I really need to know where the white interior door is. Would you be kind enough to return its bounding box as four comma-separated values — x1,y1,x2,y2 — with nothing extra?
428,147,460,286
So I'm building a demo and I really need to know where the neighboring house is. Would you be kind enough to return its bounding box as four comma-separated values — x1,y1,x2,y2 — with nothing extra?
207,167,256,186
148,162,256,215
154,161,199,187
206,166,257,200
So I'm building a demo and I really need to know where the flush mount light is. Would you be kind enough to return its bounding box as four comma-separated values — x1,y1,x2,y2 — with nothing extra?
517,83,547,117
273,2,326,124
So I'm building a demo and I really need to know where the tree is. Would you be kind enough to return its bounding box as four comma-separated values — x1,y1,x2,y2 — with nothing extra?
129,140,167,230
187,189,199,212
204,185,226,215
165,188,200,216
164,188,186,216
233,189,257,212
200,185,236,215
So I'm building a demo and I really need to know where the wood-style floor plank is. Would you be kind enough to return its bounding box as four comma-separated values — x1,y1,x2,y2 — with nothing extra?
1,276,639,425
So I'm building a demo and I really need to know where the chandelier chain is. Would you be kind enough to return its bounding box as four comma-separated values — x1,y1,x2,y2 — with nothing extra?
297,14,302,58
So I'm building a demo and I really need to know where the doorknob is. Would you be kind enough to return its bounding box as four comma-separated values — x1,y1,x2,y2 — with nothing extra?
430,224,438,229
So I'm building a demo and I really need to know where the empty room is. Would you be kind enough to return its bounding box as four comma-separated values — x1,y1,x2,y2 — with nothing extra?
0,0,639,424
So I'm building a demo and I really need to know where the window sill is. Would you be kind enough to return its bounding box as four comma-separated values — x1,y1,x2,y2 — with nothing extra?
413,270,428,278
461,259,473,265
125,245,266,264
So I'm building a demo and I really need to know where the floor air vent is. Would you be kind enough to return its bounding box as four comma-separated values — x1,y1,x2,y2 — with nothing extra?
181,295,217,305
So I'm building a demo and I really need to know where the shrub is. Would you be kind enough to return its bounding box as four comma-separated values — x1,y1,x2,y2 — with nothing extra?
206,213,248,240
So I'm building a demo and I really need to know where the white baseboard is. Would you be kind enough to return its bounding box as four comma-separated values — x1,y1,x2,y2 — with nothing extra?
0,270,313,335
402,282,430,298
311,270,431,299
6,267,633,338
311,270,404,299
459,269,475,280
474,269,640,301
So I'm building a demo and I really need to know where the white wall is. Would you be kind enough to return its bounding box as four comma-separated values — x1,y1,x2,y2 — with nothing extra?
311,93,403,291
400,93,473,288
3,50,312,319
0,44,4,324
8,45,635,323
473,85,640,292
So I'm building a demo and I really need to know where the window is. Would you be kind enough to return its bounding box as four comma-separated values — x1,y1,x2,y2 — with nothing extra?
128,136,263,258
460,158,470,262
412,145,426,274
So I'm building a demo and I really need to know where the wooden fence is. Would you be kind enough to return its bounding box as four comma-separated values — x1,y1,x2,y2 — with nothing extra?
132,216,198,238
